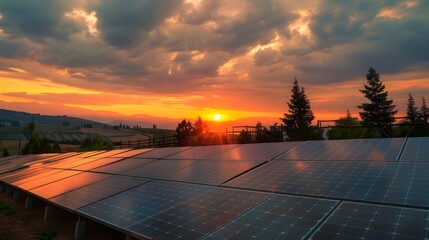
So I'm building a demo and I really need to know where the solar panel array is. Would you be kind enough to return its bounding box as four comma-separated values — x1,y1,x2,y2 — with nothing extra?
0,137,428,240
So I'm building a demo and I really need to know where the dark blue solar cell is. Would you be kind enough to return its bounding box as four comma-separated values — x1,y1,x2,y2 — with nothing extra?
400,137,429,161
163,160,264,185
205,195,338,240
225,161,429,207
78,181,212,229
50,175,151,209
209,142,304,161
275,138,405,161
128,188,272,240
310,202,429,240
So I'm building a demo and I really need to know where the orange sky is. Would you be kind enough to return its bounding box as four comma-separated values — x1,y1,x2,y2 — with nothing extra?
0,0,428,129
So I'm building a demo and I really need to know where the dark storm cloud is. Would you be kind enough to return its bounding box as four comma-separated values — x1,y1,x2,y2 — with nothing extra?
0,38,28,58
95,0,185,48
212,0,296,51
309,0,402,48
290,0,429,84
180,0,223,25
0,0,428,97
0,0,80,41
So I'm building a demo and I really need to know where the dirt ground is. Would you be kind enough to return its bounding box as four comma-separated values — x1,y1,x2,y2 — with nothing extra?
0,191,129,240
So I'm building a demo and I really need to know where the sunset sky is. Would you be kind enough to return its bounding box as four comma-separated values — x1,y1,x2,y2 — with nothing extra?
0,0,428,128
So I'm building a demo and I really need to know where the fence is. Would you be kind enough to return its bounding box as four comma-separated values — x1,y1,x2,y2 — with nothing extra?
119,135,178,149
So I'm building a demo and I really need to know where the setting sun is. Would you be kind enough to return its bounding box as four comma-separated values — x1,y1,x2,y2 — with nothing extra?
214,113,221,121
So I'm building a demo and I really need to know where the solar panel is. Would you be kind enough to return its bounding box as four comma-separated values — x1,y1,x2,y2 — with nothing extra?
110,149,153,158
79,181,212,229
131,147,191,159
310,202,429,240
10,168,66,186
225,161,429,208
0,153,58,173
275,138,405,161
205,195,338,240
70,157,124,171
209,142,304,161
164,144,239,160
46,156,105,170
17,169,83,191
91,158,157,174
30,172,110,199
400,137,429,161
128,188,271,240
164,160,264,185
0,167,48,183
121,160,197,179
27,152,82,168
50,175,151,209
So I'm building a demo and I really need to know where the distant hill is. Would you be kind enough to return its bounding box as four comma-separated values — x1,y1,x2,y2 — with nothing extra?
0,109,106,128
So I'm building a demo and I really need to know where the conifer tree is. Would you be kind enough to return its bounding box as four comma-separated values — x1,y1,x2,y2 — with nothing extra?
421,97,428,123
406,93,418,123
281,78,314,129
357,67,397,126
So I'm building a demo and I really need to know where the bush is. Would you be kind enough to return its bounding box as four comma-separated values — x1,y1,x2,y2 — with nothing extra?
80,136,114,151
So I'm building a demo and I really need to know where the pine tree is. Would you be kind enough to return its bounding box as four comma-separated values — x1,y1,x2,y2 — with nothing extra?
281,78,314,129
406,93,418,123
421,97,428,123
357,67,397,126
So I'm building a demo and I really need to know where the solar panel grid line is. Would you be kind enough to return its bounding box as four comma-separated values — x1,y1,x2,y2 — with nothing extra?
132,147,192,159
163,144,240,160
308,201,429,240
90,158,158,175
28,172,111,199
78,181,213,230
17,169,85,191
225,161,429,208
301,200,342,240
158,160,268,186
11,168,66,186
49,175,154,210
219,160,269,186
400,137,429,161
127,187,273,240
275,138,406,161
203,194,340,240
202,193,278,238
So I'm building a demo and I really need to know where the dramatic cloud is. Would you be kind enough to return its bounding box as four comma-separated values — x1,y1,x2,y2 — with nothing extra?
0,0,428,123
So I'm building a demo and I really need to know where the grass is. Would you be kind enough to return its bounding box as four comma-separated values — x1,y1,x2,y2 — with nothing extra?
134,128,176,138
0,200,15,216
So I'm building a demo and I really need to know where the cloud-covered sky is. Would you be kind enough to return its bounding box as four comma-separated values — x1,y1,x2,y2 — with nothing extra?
0,0,428,126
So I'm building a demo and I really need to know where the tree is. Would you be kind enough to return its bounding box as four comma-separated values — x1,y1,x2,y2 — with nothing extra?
420,97,428,123
406,93,419,123
79,136,113,151
176,119,194,146
281,78,314,129
357,67,397,126
193,116,209,137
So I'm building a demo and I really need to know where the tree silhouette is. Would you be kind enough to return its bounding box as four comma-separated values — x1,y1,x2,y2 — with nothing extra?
406,93,418,123
176,119,194,146
357,67,397,126
281,78,314,129
193,116,209,136
421,97,428,123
